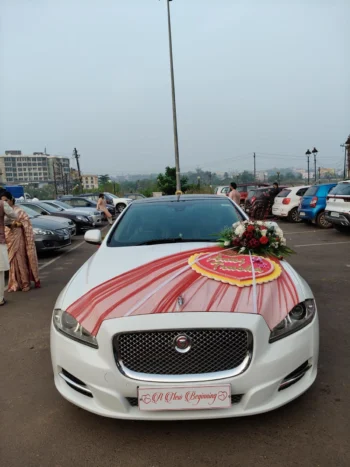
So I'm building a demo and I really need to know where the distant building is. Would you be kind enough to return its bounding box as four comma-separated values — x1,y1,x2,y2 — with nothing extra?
82,174,98,190
0,151,70,186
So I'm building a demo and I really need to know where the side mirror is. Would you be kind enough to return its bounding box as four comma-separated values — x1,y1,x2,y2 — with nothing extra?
41,211,48,215
84,229,102,245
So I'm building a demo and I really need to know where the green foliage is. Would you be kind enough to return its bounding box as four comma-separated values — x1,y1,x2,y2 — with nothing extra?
157,167,189,195
98,174,110,185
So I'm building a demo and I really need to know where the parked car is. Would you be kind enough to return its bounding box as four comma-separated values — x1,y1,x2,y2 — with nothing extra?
245,186,286,219
19,201,95,234
20,204,77,237
298,183,337,228
215,183,269,206
124,193,146,200
42,200,102,225
59,196,116,219
18,205,72,252
272,186,310,223
78,192,132,213
51,195,318,419
325,180,350,232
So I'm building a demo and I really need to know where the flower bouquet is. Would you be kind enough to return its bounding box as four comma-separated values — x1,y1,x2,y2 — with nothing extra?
218,220,295,259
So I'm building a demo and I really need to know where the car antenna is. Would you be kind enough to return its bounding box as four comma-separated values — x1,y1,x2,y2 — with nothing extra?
175,190,182,201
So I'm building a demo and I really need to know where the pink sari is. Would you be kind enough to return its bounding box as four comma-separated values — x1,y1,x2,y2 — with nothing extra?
5,206,40,292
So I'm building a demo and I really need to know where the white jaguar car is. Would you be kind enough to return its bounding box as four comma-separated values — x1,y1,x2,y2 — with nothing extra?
50,195,319,420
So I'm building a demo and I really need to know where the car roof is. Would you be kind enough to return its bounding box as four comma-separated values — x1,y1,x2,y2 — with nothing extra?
131,194,233,204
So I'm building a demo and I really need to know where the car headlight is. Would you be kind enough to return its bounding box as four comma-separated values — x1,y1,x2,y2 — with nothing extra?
76,216,88,221
269,299,316,343
53,309,98,348
33,228,54,235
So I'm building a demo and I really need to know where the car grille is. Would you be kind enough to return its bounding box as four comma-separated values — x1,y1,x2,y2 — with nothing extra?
55,228,69,237
113,329,252,381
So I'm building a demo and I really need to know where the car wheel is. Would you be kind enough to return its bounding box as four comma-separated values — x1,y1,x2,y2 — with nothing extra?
316,211,332,229
288,207,301,223
334,225,350,234
116,203,126,213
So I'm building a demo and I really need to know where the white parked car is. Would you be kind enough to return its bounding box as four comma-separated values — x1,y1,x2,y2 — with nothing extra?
325,180,350,232
272,186,310,222
104,192,133,213
215,186,230,196
50,195,319,420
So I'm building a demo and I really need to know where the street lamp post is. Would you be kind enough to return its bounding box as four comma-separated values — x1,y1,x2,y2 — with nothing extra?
312,147,318,183
305,149,311,184
165,0,181,193
344,135,350,179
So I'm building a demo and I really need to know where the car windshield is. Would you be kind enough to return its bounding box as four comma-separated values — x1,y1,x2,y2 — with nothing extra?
19,205,38,218
330,183,350,196
304,186,319,197
277,189,291,197
108,199,244,247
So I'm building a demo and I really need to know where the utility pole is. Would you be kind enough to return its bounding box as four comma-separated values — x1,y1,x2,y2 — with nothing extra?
344,135,350,179
253,152,256,181
305,149,311,184
53,164,58,198
312,147,318,183
73,148,83,191
165,0,181,193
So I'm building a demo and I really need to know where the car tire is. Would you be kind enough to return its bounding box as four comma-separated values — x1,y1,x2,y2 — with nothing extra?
334,225,350,234
288,207,301,223
316,211,332,229
116,203,126,214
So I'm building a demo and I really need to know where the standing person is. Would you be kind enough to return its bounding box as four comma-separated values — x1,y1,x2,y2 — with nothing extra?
228,182,241,206
1,192,40,293
97,193,113,225
0,195,18,305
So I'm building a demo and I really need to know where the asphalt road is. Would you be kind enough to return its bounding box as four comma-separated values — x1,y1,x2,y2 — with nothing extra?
1,222,349,467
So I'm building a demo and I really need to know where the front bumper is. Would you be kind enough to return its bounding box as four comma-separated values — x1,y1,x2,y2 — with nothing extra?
325,211,350,227
35,235,71,252
51,312,319,420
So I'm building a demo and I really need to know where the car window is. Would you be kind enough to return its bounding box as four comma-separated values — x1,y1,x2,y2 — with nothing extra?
108,199,245,247
296,188,308,197
74,199,93,207
220,187,229,194
55,201,73,209
304,186,318,197
330,183,350,196
277,189,291,197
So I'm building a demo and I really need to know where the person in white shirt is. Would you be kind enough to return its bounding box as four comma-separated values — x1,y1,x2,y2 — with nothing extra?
0,198,18,306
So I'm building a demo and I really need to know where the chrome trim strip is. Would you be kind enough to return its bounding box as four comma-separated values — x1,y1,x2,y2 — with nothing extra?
59,372,93,396
279,364,312,389
114,328,253,383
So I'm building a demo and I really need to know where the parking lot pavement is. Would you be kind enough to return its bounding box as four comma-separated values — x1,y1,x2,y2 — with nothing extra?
1,222,349,467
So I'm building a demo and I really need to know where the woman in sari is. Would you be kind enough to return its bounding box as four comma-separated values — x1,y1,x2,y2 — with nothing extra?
1,192,40,292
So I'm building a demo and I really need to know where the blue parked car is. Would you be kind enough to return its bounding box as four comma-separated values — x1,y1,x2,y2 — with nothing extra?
298,183,337,228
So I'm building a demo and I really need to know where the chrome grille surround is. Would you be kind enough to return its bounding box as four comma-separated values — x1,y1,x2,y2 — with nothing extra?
113,328,253,383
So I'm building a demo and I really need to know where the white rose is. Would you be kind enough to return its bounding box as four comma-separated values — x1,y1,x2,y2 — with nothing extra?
281,237,287,246
235,225,245,237
275,227,283,237
224,240,231,246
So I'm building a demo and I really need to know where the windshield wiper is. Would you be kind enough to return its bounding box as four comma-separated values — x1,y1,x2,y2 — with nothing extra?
137,238,217,246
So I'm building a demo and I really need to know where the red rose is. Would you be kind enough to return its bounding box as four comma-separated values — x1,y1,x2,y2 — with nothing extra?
233,238,241,246
247,225,255,232
248,238,260,249
245,232,253,240
260,236,269,245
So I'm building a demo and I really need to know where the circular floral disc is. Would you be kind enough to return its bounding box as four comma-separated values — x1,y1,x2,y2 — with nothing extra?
189,252,282,287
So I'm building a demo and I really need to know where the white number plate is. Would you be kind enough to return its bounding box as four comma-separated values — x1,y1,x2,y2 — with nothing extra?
331,212,340,217
299,212,306,216
138,385,231,411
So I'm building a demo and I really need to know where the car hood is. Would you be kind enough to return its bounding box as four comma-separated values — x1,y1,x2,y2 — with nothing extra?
30,216,68,230
57,242,312,336
33,215,71,227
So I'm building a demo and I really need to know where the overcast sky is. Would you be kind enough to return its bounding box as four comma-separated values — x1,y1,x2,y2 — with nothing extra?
1,0,349,176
